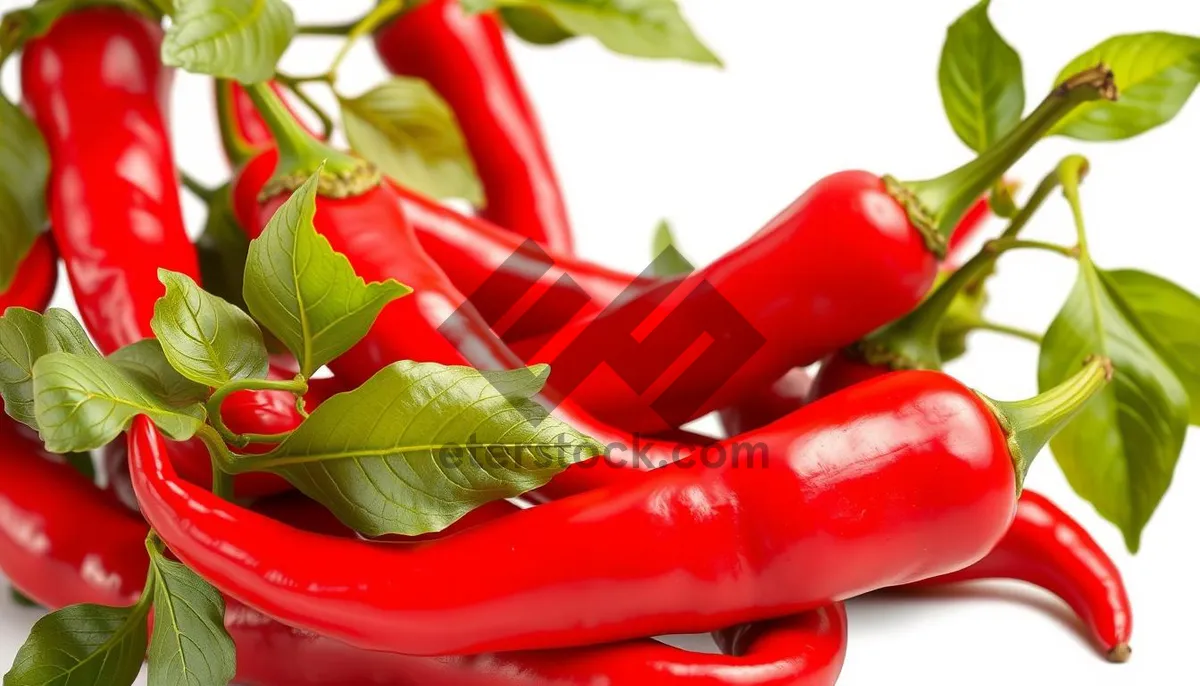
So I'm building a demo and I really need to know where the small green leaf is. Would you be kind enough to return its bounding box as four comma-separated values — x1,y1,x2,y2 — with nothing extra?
232,361,603,536
1051,33,1200,140
0,308,99,430
1104,269,1200,425
499,6,575,45
466,0,720,65
243,170,412,378
32,352,206,453
0,95,50,293
1039,268,1189,552
152,270,268,389
162,0,296,84
3,603,148,686
340,78,484,205
146,543,236,686
649,220,695,277
196,184,251,313
109,339,211,408
937,0,1024,152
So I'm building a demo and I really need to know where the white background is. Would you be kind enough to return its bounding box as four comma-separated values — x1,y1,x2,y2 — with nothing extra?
2,0,1199,684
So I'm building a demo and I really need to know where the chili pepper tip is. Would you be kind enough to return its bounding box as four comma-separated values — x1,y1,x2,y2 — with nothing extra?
1106,643,1132,664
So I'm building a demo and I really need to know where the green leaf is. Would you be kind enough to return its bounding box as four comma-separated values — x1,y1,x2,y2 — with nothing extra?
649,220,695,277
243,171,412,378
109,339,210,408
1051,33,1200,140
1104,269,1200,425
937,0,1024,152
340,78,484,205
146,543,235,686
1038,268,1189,552
162,0,296,84
499,6,575,45
151,270,268,389
233,361,603,536
9,589,39,608
32,352,206,453
0,95,50,293
0,308,99,430
196,184,250,313
465,0,720,65
3,603,148,686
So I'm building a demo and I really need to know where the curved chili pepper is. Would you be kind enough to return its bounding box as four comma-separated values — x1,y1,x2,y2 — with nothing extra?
0,235,58,314
0,424,846,686
231,94,704,493
374,0,574,254
129,355,1108,656
20,7,200,355
914,490,1133,662
717,367,812,438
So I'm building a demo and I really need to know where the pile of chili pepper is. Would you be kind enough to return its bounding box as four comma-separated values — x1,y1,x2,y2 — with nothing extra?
10,1,1197,684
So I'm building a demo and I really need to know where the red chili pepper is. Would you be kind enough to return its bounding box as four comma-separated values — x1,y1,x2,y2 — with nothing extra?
232,90,704,492
914,490,1133,663
0,234,58,314
129,355,1108,655
20,7,200,355
374,0,575,254
216,80,636,342
717,368,812,438
0,421,846,686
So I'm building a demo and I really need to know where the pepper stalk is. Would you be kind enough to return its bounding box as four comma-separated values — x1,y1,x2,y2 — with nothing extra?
886,64,1116,256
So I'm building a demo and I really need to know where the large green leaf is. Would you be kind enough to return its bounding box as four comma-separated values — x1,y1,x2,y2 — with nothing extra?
1051,33,1200,140
146,544,236,686
152,270,268,389
1104,269,1200,425
464,0,720,65
499,6,574,45
109,339,211,408
937,0,1024,152
231,361,603,536
162,0,296,84
32,353,206,453
1038,268,1189,552
0,95,49,292
341,78,484,205
0,308,98,430
242,171,411,378
3,603,148,686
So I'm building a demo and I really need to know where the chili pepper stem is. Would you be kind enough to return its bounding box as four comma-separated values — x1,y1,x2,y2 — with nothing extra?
242,82,380,199
886,64,1116,255
858,238,1072,369
979,356,1113,492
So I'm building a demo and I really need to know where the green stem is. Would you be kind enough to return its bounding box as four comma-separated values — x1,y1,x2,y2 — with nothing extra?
206,377,308,447
274,74,337,142
1057,154,1108,355
887,64,1116,256
297,22,358,36
180,172,216,203
859,237,1072,369
998,157,1086,241
242,82,378,198
980,355,1112,491
969,320,1043,345
327,0,406,80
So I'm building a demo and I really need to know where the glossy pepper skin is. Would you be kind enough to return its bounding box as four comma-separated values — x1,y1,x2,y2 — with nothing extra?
916,490,1133,662
20,7,200,354
232,148,704,493
375,0,574,254
0,235,58,314
0,427,847,686
130,368,1022,656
